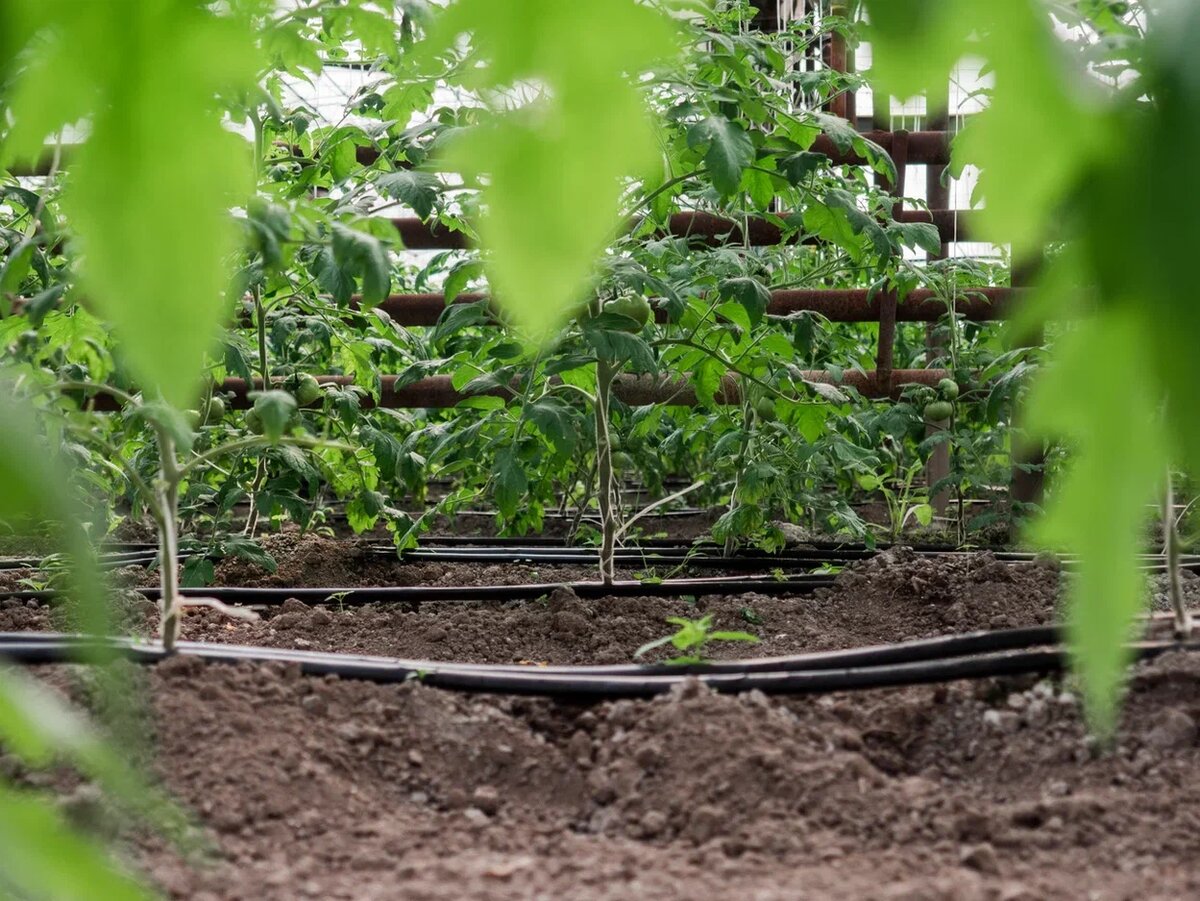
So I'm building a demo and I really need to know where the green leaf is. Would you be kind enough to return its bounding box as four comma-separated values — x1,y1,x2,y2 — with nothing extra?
863,0,1112,256
222,536,277,573
246,197,291,271
888,221,942,255
443,259,486,304
346,491,386,533
311,245,357,305
376,170,443,220
1026,311,1166,737
3,2,260,407
427,0,681,342
583,326,656,374
909,503,934,527
526,396,579,459
250,390,297,443
493,446,527,520
131,401,197,454
862,0,975,102
779,151,826,186
181,556,215,587
718,276,771,328
332,224,391,306
688,116,755,196
0,784,152,901
708,631,760,643
362,426,403,482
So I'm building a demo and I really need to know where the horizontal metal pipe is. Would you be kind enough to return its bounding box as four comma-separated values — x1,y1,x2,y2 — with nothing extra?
365,286,1017,326
393,209,977,250
10,285,1016,328
82,369,953,412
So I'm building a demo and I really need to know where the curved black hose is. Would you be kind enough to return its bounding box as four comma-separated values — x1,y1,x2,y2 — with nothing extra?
0,573,837,607
1,632,1196,698
1,624,1059,674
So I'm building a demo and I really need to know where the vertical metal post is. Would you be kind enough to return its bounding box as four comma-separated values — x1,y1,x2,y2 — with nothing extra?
874,130,909,396
826,4,854,122
924,105,951,515
1010,260,1045,511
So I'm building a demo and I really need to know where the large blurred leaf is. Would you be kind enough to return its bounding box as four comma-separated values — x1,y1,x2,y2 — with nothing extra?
1025,312,1166,736
1,0,259,408
0,784,153,901
0,386,166,896
863,0,1113,256
426,0,683,342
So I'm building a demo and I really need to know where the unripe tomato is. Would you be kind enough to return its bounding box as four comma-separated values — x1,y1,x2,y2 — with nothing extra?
610,451,634,472
604,294,652,332
185,409,202,430
924,400,953,423
938,378,960,401
295,374,321,406
754,398,777,421
246,408,264,435
205,396,226,423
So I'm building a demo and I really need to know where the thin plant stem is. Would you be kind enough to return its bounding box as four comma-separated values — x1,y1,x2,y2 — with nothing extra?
594,356,619,585
1164,468,1192,639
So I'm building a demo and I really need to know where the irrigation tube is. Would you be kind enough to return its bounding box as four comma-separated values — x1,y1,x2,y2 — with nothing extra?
1,573,838,607
11,540,1200,571
0,624,1062,675
2,632,1196,698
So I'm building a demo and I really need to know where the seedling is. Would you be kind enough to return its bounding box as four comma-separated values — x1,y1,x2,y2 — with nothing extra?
634,614,759,665
53,382,349,651
739,606,763,625
857,459,933,544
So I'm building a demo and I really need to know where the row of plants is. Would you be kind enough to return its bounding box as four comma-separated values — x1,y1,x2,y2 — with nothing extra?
8,0,1156,895
0,2,1026,586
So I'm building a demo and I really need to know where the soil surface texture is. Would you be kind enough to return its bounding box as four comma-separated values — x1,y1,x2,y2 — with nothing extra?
3,538,1200,899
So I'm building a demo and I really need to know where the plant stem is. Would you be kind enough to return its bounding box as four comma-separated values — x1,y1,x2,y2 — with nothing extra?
566,459,597,545
245,283,271,536
153,429,183,651
723,404,754,557
1164,468,1191,639
595,356,618,585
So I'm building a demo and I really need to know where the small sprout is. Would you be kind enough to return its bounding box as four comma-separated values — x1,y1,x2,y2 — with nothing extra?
634,614,759,665
740,606,763,625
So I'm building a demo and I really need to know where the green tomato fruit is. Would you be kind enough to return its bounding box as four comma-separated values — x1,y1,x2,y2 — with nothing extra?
754,398,777,422
610,451,634,472
924,400,954,423
205,396,226,423
246,408,264,435
604,294,652,332
184,409,202,430
938,378,960,401
295,374,321,406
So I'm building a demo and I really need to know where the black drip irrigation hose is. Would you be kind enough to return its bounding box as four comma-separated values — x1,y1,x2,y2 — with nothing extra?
2,631,1197,699
389,549,845,569
1,573,838,608
8,541,1200,576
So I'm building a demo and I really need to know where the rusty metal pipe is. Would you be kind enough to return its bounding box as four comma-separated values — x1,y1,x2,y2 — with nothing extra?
394,208,974,251
83,369,956,413
229,286,1018,328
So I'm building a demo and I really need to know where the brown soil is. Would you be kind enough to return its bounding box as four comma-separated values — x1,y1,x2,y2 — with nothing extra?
5,541,1200,898
2,538,1066,664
